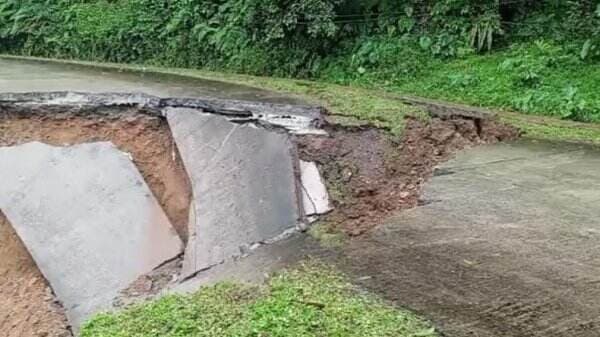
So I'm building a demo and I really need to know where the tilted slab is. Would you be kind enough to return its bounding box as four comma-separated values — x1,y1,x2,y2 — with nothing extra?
0,142,183,332
165,108,301,277
299,160,332,216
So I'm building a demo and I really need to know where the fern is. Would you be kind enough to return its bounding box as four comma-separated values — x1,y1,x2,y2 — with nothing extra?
469,12,502,52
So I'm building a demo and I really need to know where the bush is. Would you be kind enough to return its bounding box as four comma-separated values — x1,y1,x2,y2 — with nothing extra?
319,35,433,85
2,0,600,122
4,0,598,77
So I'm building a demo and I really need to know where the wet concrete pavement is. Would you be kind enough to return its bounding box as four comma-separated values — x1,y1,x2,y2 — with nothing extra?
0,58,303,104
340,139,600,337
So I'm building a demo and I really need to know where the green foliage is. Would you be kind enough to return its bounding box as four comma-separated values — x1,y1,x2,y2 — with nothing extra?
469,12,503,52
2,0,600,122
320,35,431,86
580,4,600,61
81,263,438,337
385,40,600,123
5,0,595,73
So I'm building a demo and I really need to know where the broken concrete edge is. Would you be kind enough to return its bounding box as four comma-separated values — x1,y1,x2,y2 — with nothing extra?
179,225,301,284
175,153,322,283
388,93,497,120
0,91,326,134
160,108,334,290
166,108,318,278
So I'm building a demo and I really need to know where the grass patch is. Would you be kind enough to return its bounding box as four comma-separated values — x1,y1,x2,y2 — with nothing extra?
501,112,600,144
308,222,346,248
81,263,437,337
323,40,600,123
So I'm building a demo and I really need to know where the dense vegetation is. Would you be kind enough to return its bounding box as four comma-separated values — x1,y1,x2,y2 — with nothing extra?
1,0,600,121
81,263,437,337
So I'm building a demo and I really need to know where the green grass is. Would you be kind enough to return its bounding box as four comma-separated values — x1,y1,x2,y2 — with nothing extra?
81,263,437,337
322,40,600,123
390,45,600,123
501,112,600,144
3,54,600,143
308,222,346,248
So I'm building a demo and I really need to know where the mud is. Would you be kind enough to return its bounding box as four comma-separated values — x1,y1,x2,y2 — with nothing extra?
298,116,519,236
0,114,192,337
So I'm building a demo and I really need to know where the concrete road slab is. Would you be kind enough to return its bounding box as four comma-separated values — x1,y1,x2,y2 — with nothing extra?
166,108,301,277
0,142,183,332
341,139,600,337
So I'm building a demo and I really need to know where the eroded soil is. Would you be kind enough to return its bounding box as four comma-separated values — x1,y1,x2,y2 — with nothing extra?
0,213,71,337
0,111,520,337
298,116,518,235
0,114,192,337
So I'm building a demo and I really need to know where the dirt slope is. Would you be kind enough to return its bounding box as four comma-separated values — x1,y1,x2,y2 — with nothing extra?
0,213,71,337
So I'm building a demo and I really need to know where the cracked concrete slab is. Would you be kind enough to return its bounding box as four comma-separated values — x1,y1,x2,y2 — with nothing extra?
165,108,301,277
0,142,183,332
300,161,332,216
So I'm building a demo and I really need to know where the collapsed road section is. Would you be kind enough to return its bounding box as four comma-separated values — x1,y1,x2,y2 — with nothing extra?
0,91,516,335
0,92,330,334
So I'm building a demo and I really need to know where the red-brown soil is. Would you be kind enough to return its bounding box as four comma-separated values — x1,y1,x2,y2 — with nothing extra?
297,116,518,236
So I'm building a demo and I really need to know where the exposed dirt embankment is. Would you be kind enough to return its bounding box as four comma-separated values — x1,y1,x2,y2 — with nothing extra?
298,116,519,236
0,213,71,337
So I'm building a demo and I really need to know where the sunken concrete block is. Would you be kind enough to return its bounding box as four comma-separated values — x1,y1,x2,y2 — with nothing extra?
300,160,332,216
0,142,183,332
165,108,301,277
